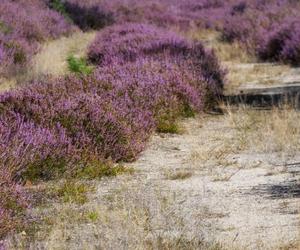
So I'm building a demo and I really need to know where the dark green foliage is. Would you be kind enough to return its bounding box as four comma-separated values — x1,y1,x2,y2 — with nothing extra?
23,157,67,182
48,0,69,18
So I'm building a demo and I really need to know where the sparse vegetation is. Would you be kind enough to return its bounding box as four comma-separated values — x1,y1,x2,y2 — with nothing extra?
55,180,92,204
164,170,193,180
74,161,133,180
225,105,300,155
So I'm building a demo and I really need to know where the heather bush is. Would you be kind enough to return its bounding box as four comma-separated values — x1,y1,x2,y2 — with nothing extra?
47,0,114,30
94,59,204,119
257,18,300,65
0,0,75,76
0,77,154,162
88,23,225,97
0,173,29,240
0,112,73,181
220,0,300,64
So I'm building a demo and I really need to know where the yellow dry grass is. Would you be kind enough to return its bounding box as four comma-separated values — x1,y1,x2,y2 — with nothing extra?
186,29,253,63
31,31,96,78
225,63,292,92
0,31,96,92
223,105,300,156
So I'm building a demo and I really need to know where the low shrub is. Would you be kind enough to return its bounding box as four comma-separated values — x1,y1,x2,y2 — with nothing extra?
0,0,75,76
220,0,300,64
54,180,91,204
47,0,114,30
88,23,225,98
257,18,300,65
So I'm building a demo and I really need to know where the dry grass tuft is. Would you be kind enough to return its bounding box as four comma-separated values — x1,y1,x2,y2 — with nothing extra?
0,31,96,92
164,169,193,180
225,63,292,92
224,105,300,156
186,29,253,63
7,181,224,250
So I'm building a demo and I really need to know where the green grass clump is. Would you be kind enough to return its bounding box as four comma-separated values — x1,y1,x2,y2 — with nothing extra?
67,55,93,75
75,161,133,180
56,180,91,204
0,21,12,35
182,104,196,118
86,211,99,222
157,115,181,134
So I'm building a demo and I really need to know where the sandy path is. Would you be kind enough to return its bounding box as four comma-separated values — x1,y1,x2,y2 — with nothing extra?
129,115,300,249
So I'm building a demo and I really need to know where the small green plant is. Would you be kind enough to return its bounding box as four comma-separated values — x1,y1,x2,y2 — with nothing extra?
67,55,93,75
0,21,12,35
86,211,99,222
157,118,181,134
13,47,27,64
75,161,133,180
182,104,195,118
56,180,91,204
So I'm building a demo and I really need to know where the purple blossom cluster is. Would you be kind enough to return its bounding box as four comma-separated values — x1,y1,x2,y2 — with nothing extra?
0,0,75,76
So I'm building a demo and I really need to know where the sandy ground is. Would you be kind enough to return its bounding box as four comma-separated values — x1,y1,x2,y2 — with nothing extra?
129,115,300,249
6,114,300,250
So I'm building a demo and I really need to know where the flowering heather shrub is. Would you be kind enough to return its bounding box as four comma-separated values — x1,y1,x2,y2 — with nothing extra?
88,23,225,97
0,77,154,162
220,0,300,64
46,0,114,30
0,0,75,75
94,60,204,117
258,18,300,65
0,179,29,240
57,0,232,31
0,112,74,180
